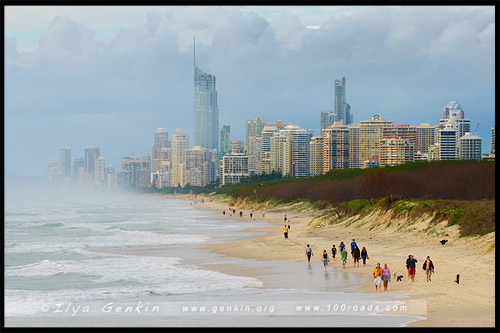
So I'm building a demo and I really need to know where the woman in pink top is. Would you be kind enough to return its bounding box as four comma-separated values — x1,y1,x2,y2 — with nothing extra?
382,264,391,291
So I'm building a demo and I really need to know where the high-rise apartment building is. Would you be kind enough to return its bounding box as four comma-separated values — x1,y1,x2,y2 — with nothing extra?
246,115,268,148
382,124,416,162
248,135,262,175
348,124,360,169
194,43,219,151
171,129,190,187
152,128,170,173
309,136,324,176
219,125,231,160
185,146,217,187
230,140,245,154
322,122,349,172
260,125,279,174
458,133,482,161
222,153,250,185
58,146,71,182
94,156,106,187
379,138,413,167
278,124,313,178
415,123,436,155
443,101,464,120
270,134,293,177
320,111,336,132
358,115,394,168
436,122,459,160
490,126,495,155
72,157,84,184
334,77,352,125
84,145,100,180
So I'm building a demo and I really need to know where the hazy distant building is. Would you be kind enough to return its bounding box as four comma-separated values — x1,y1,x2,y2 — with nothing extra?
246,115,268,148
222,153,250,185
320,111,336,131
58,146,71,182
334,77,352,125
230,140,245,154
72,157,84,184
94,157,106,187
458,133,482,161
185,146,217,187
309,136,324,176
84,145,100,180
358,115,394,168
322,122,349,172
219,125,231,160
194,45,219,151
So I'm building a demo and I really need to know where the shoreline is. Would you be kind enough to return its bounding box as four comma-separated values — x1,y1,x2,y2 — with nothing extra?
160,193,495,328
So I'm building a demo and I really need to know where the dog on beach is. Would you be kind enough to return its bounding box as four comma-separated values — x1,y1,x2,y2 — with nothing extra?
440,239,448,245
397,275,404,281
455,274,460,284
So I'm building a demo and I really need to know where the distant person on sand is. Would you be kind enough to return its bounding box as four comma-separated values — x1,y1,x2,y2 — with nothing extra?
305,244,314,263
240,211,243,217
283,225,288,239
331,245,336,261
350,239,357,259
341,247,348,269
382,264,391,291
262,211,266,218
406,255,412,278
353,245,361,267
322,250,329,271
373,263,383,292
361,247,368,266
408,255,418,282
422,256,435,282
284,214,287,223
250,212,253,219
339,241,345,254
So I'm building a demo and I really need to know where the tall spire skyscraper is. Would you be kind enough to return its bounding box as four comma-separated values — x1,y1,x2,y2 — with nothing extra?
194,37,219,152
334,77,352,125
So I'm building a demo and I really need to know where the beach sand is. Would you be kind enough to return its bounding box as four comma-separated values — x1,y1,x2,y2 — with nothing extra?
185,195,495,327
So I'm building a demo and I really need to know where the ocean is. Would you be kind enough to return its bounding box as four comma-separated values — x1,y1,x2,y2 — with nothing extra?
4,188,425,327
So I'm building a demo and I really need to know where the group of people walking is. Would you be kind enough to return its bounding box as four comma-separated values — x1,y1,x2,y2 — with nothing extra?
406,255,435,282
306,239,369,271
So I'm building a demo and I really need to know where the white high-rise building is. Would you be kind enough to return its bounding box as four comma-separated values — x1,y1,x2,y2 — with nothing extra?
270,134,293,177
277,124,313,178
222,153,250,185
436,122,459,160
458,133,482,160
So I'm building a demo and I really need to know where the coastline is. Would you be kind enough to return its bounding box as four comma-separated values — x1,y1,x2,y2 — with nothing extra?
163,193,495,327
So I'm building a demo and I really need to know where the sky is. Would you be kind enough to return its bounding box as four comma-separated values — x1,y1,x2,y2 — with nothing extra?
4,5,496,177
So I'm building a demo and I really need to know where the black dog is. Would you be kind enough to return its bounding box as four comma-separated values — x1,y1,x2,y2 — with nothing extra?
440,239,448,245
397,275,404,281
455,274,460,284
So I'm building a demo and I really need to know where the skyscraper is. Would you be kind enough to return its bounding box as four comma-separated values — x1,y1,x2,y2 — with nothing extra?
246,115,268,148
334,77,352,125
359,115,393,168
277,124,313,178
171,129,190,187
152,128,170,173
194,40,219,151
320,111,336,132
219,125,231,160
309,136,324,176
458,133,482,161
322,122,349,172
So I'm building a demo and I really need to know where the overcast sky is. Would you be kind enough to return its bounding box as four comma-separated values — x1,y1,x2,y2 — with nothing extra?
5,5,495,177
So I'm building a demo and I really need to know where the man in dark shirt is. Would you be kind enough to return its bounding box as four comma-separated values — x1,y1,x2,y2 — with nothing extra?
408,255,418,282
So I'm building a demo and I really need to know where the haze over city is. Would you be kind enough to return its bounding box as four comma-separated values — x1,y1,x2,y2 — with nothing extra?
5,5,495,177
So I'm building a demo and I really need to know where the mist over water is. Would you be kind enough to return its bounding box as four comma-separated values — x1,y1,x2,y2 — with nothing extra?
5,186,424,327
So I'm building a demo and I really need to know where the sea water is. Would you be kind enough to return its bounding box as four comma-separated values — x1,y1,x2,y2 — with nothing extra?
5,188,426,327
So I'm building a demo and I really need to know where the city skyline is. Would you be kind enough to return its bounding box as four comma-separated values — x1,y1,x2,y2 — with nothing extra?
5,5,495,176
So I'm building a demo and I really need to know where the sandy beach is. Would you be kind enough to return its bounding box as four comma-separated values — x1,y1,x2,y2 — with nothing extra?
181,194,495,327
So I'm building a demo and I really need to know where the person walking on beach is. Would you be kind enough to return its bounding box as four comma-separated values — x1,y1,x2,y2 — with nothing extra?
240,211,243,218
305,244,314,263
331,245,337,261
408,255,418,282
361,247,368,266
350,239,357,259
322,250,329,271
223,210,225,216
422,256,435,282
339,241,345,254
353,245,361,267
373,263,383,292
406,255,412,278
284,214,287,223
382,264,391,291
262,211,266,218
341,247,348,269
250,212,253,219
283,225,288,239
